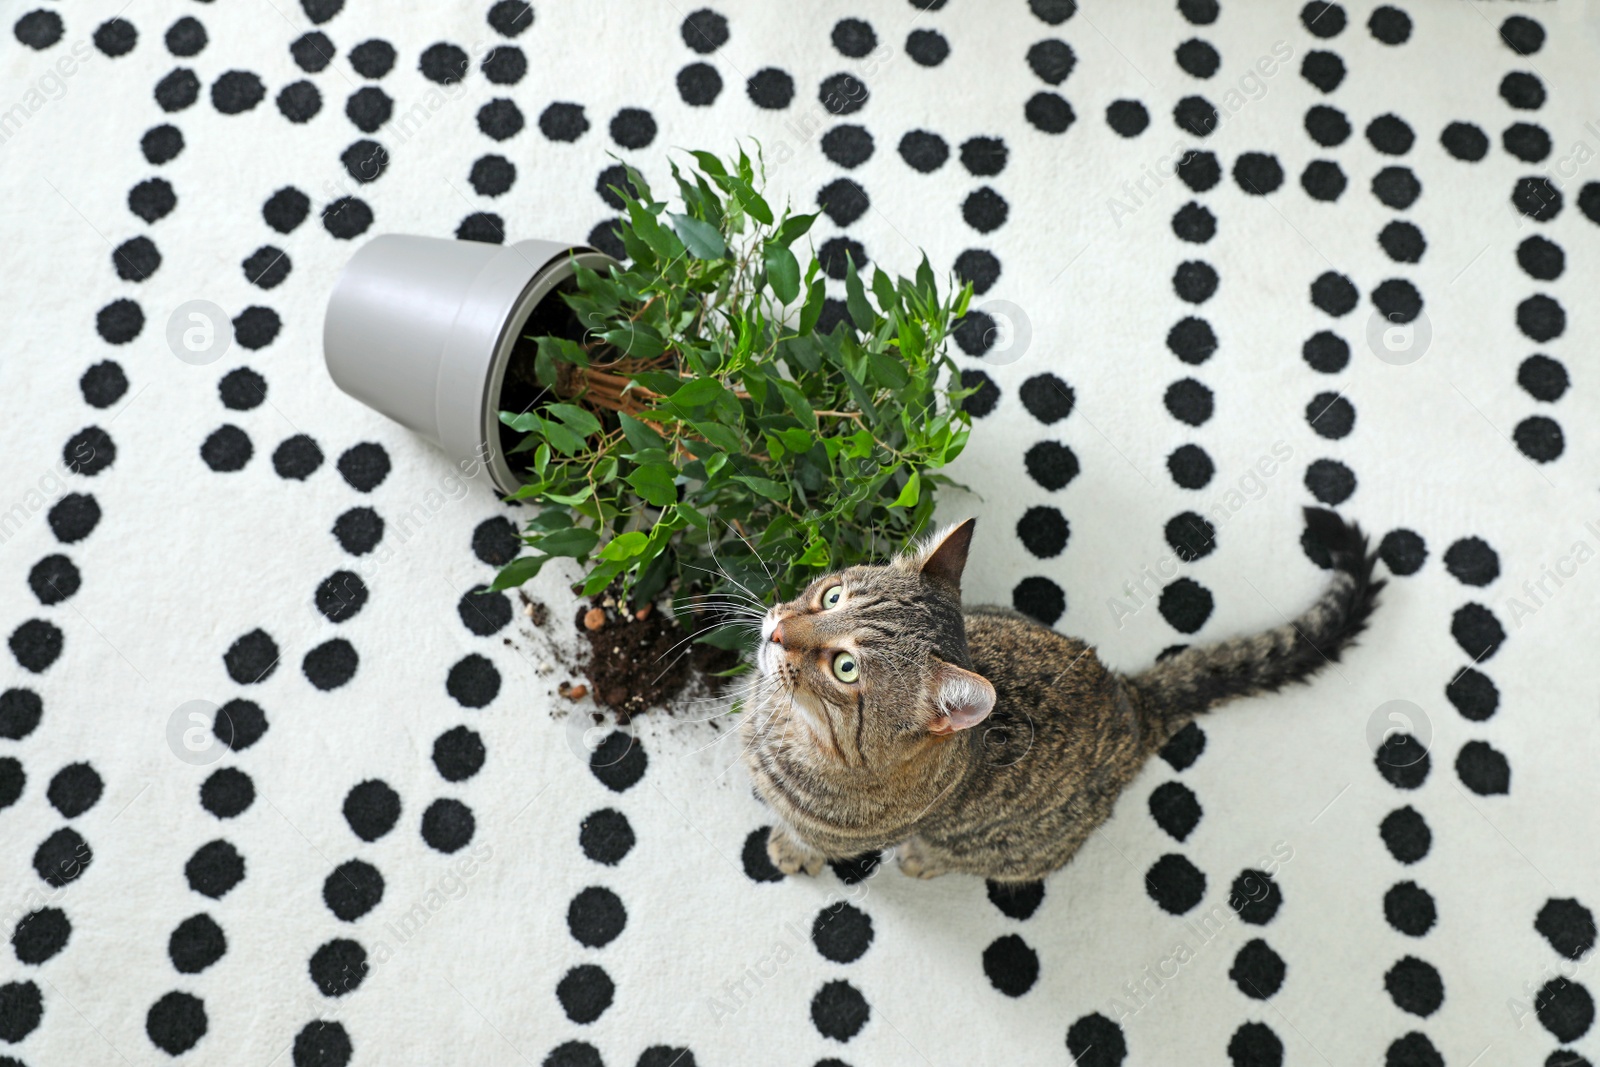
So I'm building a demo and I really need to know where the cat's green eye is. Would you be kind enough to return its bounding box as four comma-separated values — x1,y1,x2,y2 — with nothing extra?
821,585,843,609
831,651,860,683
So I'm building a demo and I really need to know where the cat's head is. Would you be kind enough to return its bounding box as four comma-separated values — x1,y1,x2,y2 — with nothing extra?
752,519,997,767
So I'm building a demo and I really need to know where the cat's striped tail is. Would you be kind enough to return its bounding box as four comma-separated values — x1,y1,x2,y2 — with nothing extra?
1129,507,1384,740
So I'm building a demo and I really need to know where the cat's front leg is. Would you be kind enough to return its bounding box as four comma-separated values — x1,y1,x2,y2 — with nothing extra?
894,835,952,879
767,824,826,877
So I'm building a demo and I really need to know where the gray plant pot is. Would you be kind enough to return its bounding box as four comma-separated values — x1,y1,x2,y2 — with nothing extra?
323,234,616,494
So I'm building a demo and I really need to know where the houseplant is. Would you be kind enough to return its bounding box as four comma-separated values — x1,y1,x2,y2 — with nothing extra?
486,146,977,660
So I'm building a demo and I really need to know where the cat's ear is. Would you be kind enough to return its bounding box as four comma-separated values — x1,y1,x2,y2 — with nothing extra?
911,518,976,591
926,658,996,735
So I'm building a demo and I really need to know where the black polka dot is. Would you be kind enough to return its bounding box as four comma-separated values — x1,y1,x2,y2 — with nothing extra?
1372,166,1421,209
1501,71,1545,110
1515,237,1565,284
817,179,869,228
1027,39,1076,84
1013,577,1065,626
1300,50,1345,93
1165,512,1216,562
1176,149,1220,192
471,99,522,142
140,128,185,168
1379,529,1426,575
817,72,865,115
557,964,615,1023
1305,105,1351,148
818,237,867,280
1378,221,1426,264
1537,899,1597,961
1503,122,1552,163
1173,260,1218,303
214,367,265,412
0,689,43,741
834,16,877,56
432,726,486,783
1028,0,1074,22
545,1042,603,1067
1234,152,1284,195
906,29,949,66
211,70,266,115
1385,956,1443,1016
1536,979,1594,1043
748,68,800,110
200,767,254,819
113,236,161,282
334,442,389,492
1306,392,1354,439
1302,2,1347,37
445,654,501,709
1514,176,1563,222
419,42,468,84
676,63,722,106
960,369,1000,418
1227,1022,1283,1066
1171,202,1215,244
333,507,383,555
1016,507,1069,559
1066,1013,1127,1067
1013,375,1071,426
33,826,89,886
313,571,367,624
982,934,1039,997
200,424,251,472
1167,317,1217,365
828,850,883,885
1145,853,1206,914
1371,279,1423,325
1501,15,1545,55
1442,667,1496,722
1158,723,1203,771
276,80,323,123
291,31,335,72
1376,732,1430,790
1369,5,1411,43
584,809,637,867
1515,414,1565,462
230,306,280,351
898,130,948,173
1518,354,1568,401
1149,780,1202,841
1452,602,1505,661
339,139,388,185
741,827,783,882
986,880,1045,920
1167,444,1214,489
146,990,207,1055
96,298,144,345
12,907,71,966
13,10,63,50
953,249,1001,294
303,640,358,691
1517,294,1566,344
1174,95,1219,137
1175,38,1219,78
1435,120,1488,163
215,699,268,752
301,0,344,24
962,188,1008,233
608,107,656,150
1024,441,1079,491
1366,113,1415,155
292,1021,352,1067
1165,378,1213,426
810,979,869,1041
421,798,475,853
47,762,101,817
321,195,372,239
481,45,526,85
323,859,384,922
1442,537,1498,587
169,913,226,973
309,938,368,997
590,732,647,792
680,8,728,52
1385,881,1436,936
457,212,505,244
131,174,178,220
1310,272,1358,317
822,125,874,168
93,18,137,57
10,618,62,674
343,780,400,842
29,554,80,606
1381,805,1431,863
1024,92,1075,134
813,902,874,963
223,629,279,685
1456,739,1510,795
568,886,626,949
186,839,245,898
262,187,310,234
1160,578,1213,634
344,86,392,132
1230,938,1286,999
156,67,201,112
1106,99,1149,137
271,435,323,481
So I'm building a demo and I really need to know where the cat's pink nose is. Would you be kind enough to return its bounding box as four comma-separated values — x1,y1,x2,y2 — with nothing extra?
770,623,785,645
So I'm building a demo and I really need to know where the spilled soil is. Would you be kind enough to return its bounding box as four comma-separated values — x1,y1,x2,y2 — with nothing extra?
570,593,742,721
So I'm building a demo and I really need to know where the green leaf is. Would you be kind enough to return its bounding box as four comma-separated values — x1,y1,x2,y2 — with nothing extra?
626,464,678,507
734,475,789,501
540,418,588,457
778,427,814,453
870,267,897,314
670,213,727,259
489,554,548,592
666,378,727,409
689,420,742,454
618,412,665,451
545,403,602,437
798,277,826,335
778,212,818,247
866,350,910,390
598,530,650,561
891,469,921,508
915,254,936,300
602,324,665,360
763,243,800,304
535,526,601,558
689,150,727,178
726,176,774,224
542,486,592,507
844,256,874,331
797,539,831,567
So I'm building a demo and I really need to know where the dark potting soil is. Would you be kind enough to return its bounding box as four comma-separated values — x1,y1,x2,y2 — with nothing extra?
571,596,741,719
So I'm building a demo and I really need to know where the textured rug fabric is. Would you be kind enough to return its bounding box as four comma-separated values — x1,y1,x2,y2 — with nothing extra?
3,0,1598,1064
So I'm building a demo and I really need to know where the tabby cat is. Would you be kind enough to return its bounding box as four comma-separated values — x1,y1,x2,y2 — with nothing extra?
741,507,1382,883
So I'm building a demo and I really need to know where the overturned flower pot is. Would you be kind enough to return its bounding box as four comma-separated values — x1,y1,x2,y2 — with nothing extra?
322,234,617,494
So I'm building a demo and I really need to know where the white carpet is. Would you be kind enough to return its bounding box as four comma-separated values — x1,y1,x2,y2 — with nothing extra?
2,0,1598,1064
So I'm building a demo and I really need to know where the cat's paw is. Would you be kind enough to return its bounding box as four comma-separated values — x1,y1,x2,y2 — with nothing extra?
895,837,949,880
767,825,825,877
